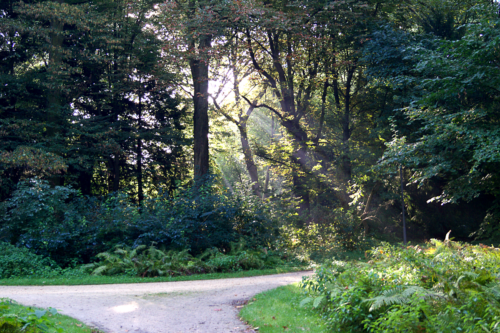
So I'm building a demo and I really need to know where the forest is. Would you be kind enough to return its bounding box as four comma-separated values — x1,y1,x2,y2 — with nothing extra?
1,0,500,331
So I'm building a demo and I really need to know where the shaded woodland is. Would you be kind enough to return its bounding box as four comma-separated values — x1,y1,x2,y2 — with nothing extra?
1,0,500,265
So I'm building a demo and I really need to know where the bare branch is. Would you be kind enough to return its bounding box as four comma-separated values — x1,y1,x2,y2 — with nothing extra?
241,95,283,120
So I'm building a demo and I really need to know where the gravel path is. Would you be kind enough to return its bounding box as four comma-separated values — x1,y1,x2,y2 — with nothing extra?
0,271,312,333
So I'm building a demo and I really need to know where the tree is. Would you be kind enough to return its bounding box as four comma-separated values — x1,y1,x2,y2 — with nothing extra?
375,3,500,238
0,0,188,200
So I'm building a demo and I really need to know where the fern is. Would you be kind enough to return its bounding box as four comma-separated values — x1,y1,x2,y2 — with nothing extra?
91,265,108,276
299,296,325,309
364,286,446,312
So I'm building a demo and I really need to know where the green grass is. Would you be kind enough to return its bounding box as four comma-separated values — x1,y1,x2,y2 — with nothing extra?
0,298,102,333
0,266,309,286
239,283,324,333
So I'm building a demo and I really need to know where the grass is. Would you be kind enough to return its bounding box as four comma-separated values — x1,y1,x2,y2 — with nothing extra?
0,298,102,333
0,266,309,286
239,283,324,333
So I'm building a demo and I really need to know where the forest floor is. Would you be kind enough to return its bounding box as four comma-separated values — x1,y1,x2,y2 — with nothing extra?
0,271,312,333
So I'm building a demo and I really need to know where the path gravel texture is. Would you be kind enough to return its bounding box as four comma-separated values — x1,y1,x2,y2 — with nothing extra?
0,271,313,333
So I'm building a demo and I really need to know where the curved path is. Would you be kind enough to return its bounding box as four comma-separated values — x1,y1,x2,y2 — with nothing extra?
0,271,312,333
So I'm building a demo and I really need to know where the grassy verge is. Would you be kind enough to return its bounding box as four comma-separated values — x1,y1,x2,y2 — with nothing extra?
0,266,309,286
0,298,102,333
239,283,324,333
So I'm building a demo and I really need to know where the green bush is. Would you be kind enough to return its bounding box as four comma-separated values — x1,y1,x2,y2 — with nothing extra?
302,239,500,332
83,245,209,277
281,207,376,263
0,177,279,266
135,178,278,254
0,242,60,279
86,242,286,277
0,299,63,333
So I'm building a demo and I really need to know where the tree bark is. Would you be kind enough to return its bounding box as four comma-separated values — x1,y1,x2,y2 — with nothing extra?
189,34,212,181
137,95,144,205
262,115,274,198
78,171,92,196
238,124,261,197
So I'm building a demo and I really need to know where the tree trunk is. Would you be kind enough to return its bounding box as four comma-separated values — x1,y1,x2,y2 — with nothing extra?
339,67,356,208
109,156,120,192
359,182,380,238
238,125,261,197
79,171,92,196
262,115,274,199
292,155,311,223
137,95,144,205
189,34,212,181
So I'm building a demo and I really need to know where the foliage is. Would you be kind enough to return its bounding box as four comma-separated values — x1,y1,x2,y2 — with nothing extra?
204,241,275,272
302,239,500,332
0,242,60,279
370,4,500,239
0,299,100,333
135,178,278,254
0,0,189,201
280,207,377,263
1,0,499,279
0,179,81,264
84,242,284,277
0,299,61,333
0,146,67,179
84,245,208,277
0,177,279,265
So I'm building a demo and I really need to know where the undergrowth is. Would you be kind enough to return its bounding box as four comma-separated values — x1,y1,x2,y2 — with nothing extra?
83,242,289,277
0,299,99,333
0,240,307,281
302,237,500,332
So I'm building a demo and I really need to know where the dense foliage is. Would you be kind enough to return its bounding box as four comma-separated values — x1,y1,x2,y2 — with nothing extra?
83,242,287,277
371,4,500,241
1,0,499,287
0,177,277,266
0,299,97,333
0,242,60,279
0,299,61,333
302,240,500,332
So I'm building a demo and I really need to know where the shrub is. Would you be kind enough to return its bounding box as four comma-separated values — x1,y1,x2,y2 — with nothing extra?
0,177,279,266
84,245,209,277
0,242,60,279
0,299,62,333
86,242,286,277
281,207,376,263
302,239,500,332
134,179,278,254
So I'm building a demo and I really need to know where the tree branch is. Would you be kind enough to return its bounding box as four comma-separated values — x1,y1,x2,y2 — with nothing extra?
241,95,283,120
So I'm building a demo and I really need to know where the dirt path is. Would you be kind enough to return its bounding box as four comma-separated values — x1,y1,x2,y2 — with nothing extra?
0,271,312,333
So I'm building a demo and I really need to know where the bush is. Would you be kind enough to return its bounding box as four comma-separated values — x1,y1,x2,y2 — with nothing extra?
0,242,60,279
281,207,376,263
205,242,266,272
85,242,286,277
0,299,62,333
0,177,279,266
84,245,208,277
302,239,500,332
134,179,278,254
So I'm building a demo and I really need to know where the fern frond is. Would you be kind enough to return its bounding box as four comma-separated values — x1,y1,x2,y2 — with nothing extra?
364,286,446,312
300,297,314,308
92,265,108,276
